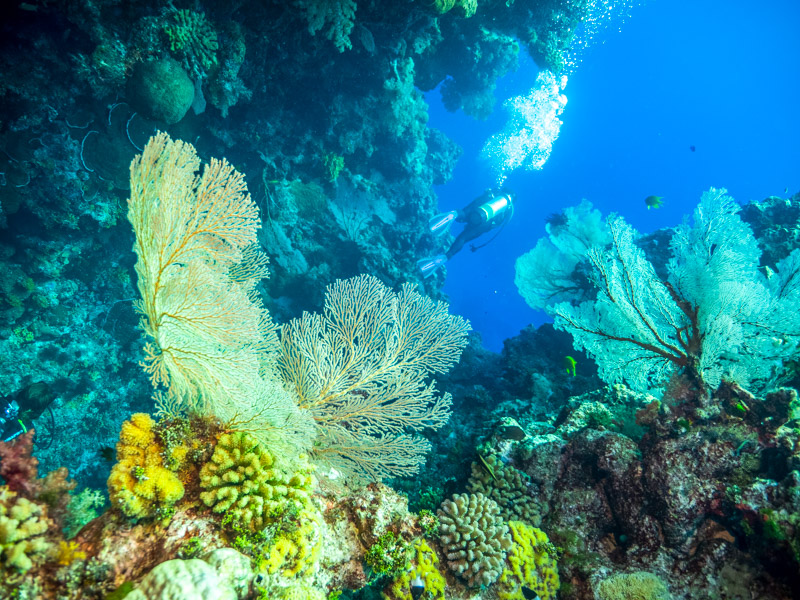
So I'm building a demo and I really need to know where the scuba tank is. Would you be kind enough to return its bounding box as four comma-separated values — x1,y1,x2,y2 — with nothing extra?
477,192,513,222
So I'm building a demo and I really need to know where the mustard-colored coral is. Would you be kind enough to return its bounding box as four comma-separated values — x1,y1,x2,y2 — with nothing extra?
258,505,322,578
595,571,671,600
383,539,446,600
199,431,314,531
497,521,560,600
107,413,185,520
0,487,53,572
56,540,87,566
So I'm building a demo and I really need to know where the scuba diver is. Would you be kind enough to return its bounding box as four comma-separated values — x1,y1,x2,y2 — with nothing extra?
0,382,57,443
418,187,515,278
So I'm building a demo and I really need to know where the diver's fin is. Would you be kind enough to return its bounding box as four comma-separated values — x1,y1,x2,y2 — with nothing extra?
428,211,457,235
417,255,447,278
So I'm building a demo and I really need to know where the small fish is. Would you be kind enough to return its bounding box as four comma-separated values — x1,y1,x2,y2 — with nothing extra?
99,446,116,463
410,574,425,600
645,195,664,210
499,423,527,441
477,453,497,482
521,586,541,600
689,145,696,152
563,355,577,377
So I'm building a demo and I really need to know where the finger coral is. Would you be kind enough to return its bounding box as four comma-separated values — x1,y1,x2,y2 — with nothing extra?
199,431,314,531
467,453,543,526
0,487,54,572
437,492,513,587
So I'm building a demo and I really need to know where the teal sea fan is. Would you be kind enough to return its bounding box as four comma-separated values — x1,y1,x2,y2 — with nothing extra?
546,188,800,392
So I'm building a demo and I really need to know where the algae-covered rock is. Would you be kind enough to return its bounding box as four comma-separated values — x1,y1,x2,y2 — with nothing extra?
127,57,194,124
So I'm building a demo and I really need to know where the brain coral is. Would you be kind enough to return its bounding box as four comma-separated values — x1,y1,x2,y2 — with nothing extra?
125,558,236,600
199,431,314,531
437,492,513,587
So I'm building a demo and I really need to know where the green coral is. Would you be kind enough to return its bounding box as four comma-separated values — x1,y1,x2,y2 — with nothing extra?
416,510,439,537
323,153,345,182
256,505,323,578
199,431,314,531
0,487,53,572
595,571,671,600
434,0,478,18
164,9,219,70
383,539,445,600
496,521,560,600
365,531,411,577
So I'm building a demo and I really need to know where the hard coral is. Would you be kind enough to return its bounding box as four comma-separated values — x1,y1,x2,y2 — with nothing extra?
467,453,543,526
164,9,219,70
496,521,559,600
383,538,446,600
199,431,314,531
0,486,54,572
125,557,238,600
437,492,513,587
107,413,184,521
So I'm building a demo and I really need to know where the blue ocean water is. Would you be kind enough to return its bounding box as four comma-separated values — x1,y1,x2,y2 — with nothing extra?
428,0,800,351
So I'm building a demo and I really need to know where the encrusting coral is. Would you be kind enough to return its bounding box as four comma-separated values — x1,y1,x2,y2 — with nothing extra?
496,521,560,600
595,571,671,600
437,492,513,587
383,538,446,600
107,413,185,521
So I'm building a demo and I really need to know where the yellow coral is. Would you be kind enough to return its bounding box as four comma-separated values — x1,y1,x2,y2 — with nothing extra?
0,487,53,572
199,432,314,531
497,521,560,600
383,539,446,600
56,540,87,566
259,506,322,578
107,413,185,520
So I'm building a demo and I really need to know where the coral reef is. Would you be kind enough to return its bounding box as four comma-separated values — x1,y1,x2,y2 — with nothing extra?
595,571,671,600
467,453,543,526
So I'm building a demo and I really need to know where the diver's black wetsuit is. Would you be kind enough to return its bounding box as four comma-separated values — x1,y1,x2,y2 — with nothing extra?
446,190,514,259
